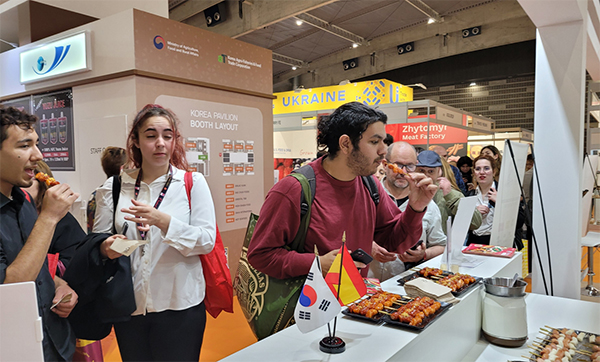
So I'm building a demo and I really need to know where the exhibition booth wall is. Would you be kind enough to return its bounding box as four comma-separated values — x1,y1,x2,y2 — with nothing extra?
0,7,275,276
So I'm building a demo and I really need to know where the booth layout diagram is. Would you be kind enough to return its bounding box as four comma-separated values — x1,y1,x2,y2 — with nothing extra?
222,139,255,176
186,137,210,176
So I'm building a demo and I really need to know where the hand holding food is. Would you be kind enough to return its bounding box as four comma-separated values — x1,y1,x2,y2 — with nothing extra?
35,172,59,187
407,172,438,213
39,183,79,223
385,162,412,179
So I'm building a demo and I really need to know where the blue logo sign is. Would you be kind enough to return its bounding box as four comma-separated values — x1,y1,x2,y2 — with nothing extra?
36,57,46,71
32,45,71,75
153,35,165,50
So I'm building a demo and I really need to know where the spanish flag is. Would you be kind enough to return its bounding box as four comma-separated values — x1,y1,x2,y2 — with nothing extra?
324,243,367,306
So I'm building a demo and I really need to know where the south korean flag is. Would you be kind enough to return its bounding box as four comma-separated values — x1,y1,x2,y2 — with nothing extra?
294,256,341,333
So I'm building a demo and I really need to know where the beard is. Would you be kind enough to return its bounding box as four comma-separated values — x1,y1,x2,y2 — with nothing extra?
392,176,409,190
347,147,381,177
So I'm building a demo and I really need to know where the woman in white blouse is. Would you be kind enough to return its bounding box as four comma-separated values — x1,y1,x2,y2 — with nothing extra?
93,104,216,361
467,154,498,245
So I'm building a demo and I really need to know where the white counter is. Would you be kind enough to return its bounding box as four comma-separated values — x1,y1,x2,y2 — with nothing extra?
461,293,600,362
221,253,523,362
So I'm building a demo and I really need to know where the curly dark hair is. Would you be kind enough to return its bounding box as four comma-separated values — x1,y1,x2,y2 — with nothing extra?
127,104,189,170
317,102,387,159
1,105,38,149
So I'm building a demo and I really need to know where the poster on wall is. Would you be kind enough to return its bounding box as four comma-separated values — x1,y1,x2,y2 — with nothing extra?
1,96,31,113
31,89,75,171
156,95,264,232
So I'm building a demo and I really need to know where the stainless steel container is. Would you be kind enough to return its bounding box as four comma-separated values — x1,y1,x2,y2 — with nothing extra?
483,277,527,297
482,277,528,347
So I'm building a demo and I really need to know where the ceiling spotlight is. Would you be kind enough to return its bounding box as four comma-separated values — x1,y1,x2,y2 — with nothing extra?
352,43,359,48
470,82,477,86
428,18,436,24
296,20,303,26
292,66,297,70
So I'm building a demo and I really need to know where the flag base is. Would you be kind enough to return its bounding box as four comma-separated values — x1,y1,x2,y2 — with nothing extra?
319,336,345,354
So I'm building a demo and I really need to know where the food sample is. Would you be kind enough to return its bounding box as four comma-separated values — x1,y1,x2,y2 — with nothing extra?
400,267,480,296
418,267,445,278
529,327,600,362
388,296,441,326
385,162,412,178
436,274,477,292
346,291,402,320
35,172,59,187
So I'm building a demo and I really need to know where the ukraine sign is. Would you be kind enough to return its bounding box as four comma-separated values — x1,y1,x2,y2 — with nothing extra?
273,79,413,115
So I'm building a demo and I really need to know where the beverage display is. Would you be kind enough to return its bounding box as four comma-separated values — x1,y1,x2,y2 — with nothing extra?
58,112,67,144
49,113,57,144
39,115,49,145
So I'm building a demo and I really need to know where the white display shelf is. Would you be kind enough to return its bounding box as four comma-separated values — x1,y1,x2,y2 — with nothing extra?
461,293,600,362
221,252,523,362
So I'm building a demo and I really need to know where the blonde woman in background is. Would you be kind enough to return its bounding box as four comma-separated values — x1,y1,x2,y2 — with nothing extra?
440,158,461,193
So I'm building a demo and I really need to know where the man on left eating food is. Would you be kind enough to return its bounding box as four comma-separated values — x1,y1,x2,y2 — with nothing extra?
0,105,79,361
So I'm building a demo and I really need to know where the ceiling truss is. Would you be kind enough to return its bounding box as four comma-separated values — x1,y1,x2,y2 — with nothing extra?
293,12,366,45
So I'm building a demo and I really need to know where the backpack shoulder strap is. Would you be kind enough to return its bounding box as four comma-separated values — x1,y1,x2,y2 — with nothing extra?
112,175,121,234
291,165,316,216
184,172,193,208
288,166,315,253
361,175,380,206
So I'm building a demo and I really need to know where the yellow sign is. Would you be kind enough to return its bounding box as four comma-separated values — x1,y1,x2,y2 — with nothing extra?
273,79,413,114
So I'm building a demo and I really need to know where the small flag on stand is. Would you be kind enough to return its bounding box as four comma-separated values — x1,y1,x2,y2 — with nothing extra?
294,256,341,334
324,243,367,306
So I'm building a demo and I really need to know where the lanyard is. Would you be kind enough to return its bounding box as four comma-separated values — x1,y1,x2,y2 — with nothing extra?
133,165,173,240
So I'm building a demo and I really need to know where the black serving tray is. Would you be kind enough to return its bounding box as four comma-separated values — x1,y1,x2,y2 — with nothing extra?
397,270,482,297
341,293,405,325
341,308,386,324
381,300,452,332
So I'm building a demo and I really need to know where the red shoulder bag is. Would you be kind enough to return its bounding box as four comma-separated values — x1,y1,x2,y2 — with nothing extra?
184,172,234,318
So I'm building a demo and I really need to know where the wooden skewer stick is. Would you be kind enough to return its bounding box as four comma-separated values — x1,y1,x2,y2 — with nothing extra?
531,342,544,350
528,344,542,351
576,349,592,356
529,351,542,358
378,310,392,315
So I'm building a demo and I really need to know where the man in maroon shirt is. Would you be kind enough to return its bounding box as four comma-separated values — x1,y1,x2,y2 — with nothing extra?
248,102,437,278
